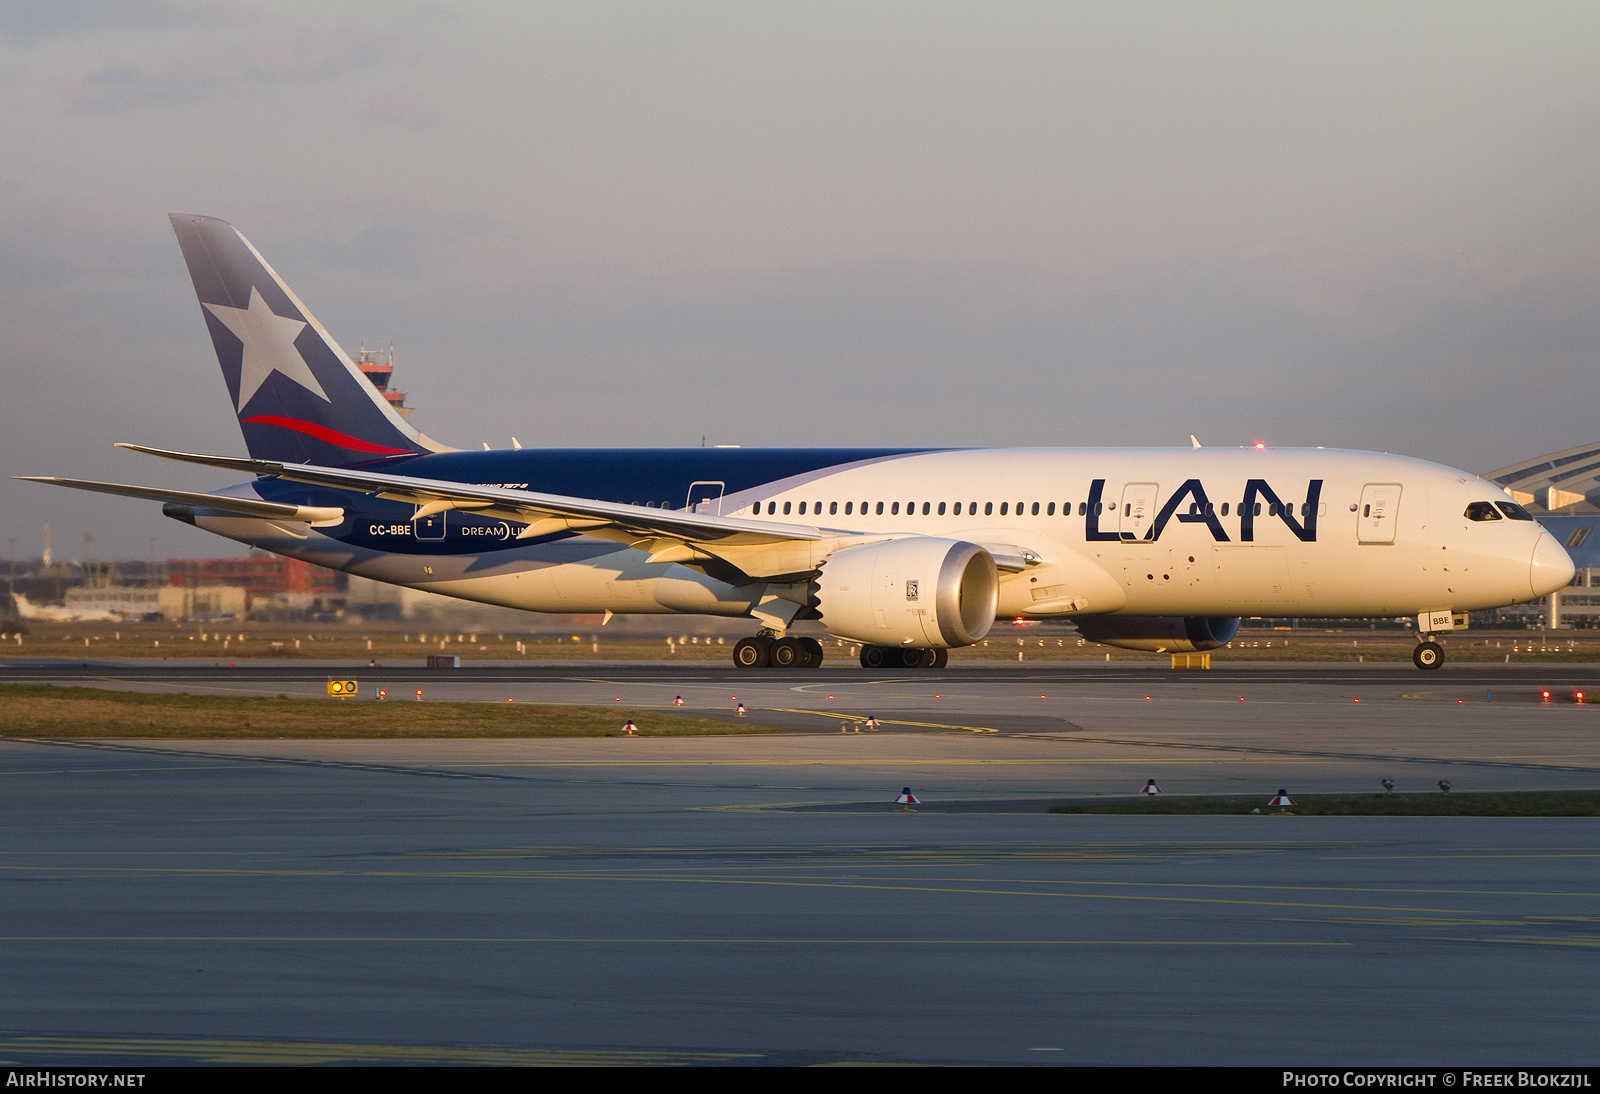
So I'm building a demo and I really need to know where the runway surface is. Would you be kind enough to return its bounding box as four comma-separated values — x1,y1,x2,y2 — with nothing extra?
1,660,1598,1064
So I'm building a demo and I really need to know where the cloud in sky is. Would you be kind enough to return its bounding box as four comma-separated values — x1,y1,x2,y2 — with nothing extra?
60,23,396,110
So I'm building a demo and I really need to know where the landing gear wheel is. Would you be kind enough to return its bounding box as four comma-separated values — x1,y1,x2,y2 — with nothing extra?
771,637,804,668
733,636,771,668
1413,640,1444,670
860,644,944,669
799,637,824,668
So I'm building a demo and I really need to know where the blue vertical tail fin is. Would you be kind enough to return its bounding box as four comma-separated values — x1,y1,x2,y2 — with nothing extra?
168,214,452,465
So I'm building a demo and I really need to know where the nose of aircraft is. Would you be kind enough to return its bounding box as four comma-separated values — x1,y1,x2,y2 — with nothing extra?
1530,532,1576,597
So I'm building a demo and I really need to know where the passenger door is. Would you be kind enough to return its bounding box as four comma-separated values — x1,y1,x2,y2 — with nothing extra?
1357,483,1401,545
414,511,446,541
686,481,725,515
1119,483,1160,541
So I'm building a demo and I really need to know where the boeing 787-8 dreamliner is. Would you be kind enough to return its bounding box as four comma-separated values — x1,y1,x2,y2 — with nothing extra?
21,215,1575,670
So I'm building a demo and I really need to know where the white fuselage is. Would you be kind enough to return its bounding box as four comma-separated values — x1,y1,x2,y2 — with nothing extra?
198,446,1572,626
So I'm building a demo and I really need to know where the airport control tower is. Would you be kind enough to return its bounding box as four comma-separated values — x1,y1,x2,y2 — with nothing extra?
356,342,412,417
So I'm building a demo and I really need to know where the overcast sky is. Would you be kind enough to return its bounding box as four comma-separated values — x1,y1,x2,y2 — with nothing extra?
4,1,1599,560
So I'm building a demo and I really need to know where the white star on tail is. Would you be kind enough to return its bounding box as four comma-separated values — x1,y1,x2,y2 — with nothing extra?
204,287,328,410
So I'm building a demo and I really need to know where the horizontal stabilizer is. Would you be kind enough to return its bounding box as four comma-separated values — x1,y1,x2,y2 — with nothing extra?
16,476,345,526
113,443,273,477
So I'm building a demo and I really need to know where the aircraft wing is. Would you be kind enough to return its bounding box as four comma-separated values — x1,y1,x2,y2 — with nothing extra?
109,444,828,573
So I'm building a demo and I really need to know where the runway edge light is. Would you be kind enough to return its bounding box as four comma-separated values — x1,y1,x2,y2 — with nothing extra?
1140,780,1162,795
895,788,919,812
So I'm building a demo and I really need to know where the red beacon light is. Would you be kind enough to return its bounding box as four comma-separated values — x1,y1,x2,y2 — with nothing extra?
1577,691,1586,704
1541,690,1551,703
1254,442,1266,449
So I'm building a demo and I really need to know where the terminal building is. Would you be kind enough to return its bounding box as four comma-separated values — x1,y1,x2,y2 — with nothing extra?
165,554,345,619
1484,443,1600,627
45,554,341,622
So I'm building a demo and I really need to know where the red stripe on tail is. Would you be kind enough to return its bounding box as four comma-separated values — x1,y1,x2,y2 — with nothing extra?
241,416,415,455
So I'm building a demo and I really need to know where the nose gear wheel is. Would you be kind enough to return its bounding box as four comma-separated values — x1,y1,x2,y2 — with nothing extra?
1412,640,1444,670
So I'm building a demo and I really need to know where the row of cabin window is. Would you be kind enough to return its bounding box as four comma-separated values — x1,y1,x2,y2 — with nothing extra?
1184,501,1316,517
759,500,1051,517
754,499,1314,518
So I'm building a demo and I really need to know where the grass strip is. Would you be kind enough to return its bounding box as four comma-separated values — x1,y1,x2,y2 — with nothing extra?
0,684,782,739
1049,791,1600,817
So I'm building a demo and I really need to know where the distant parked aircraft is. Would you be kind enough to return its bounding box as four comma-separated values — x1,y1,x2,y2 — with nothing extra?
10,593,119,624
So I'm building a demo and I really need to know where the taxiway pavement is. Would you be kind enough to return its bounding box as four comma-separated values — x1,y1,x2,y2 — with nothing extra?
0,661,1597,1064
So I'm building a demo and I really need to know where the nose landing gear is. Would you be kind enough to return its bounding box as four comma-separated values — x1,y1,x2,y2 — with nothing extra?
1411,611,1462,670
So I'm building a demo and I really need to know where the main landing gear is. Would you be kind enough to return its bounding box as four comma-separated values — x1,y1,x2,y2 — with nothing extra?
729,636,950,670
732,634,824,669
1412,639,1445,670
858,644,948,670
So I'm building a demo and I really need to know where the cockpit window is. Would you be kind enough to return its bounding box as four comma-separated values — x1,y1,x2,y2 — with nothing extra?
1464,501,1502,522
1495,501,1535,521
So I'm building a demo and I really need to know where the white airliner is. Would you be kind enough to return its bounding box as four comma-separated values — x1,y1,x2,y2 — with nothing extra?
20,216,1575,670
9,593,120,624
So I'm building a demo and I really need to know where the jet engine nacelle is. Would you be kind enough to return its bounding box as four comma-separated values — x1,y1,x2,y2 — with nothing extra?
1073,614,1241,653
815,538,998,649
